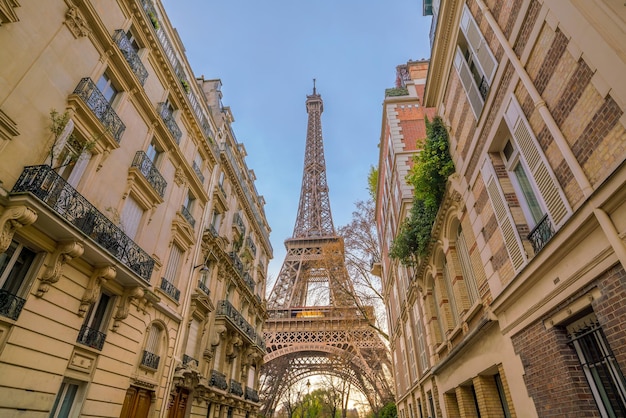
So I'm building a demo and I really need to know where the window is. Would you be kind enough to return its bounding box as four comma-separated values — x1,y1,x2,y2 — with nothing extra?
77,291,114,350
0,240,38,320
141,323,162,369
161,245,182,301
49,379,85,418
96,72,119,104
453,4,497,118
182,192,196,227
184,317,201,364
567,312,626,417
442,259,459,326
413,304,429,373
456,226,480,305
146,140,163,165
494,374,512,418
120,196,144,239
125,29,140,53
428,391,437,418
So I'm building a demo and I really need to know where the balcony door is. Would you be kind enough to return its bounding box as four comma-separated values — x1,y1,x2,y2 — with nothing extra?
167,387,189,418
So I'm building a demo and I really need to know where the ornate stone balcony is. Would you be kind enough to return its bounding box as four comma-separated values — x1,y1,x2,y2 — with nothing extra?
11,165,155,282
210,370,228,390
157,102,182,144
141,350,160,369
160,277,180,301
229,251,243,275
131,151,167,198
229,379,243,397
113,30,148,86
245,386,260,402
77,324,106,351
73,77,125,143
182,354,198,368
216,300,256,344
528,214,555,254
0,289,26,321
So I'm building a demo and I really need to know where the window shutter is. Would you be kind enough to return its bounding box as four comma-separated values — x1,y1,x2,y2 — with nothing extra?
506,98,571,227
483,161,527,270
455,47,484,118
164,246,183,283
185,318,200,357
461,5,497,82
120,196,144,239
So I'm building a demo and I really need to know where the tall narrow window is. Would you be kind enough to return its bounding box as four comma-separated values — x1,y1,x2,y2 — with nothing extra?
161,245,182,301
78,291,113,350
0,240,38,320
184,318,201,365
120,196,144,239
49,379,84,418
442,259,459,326
456,226,479,305
141,323,162,370
146,140,162,165
503,139,544,227
567,313,626,417
494,374,512,418
96,72,119,104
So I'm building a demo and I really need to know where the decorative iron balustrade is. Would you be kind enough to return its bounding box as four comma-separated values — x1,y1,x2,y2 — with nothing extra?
478,75,490,101
182,354,198,368
210,370,228,391
198,280,210,295
256,334,266,352
160,277,180,301
11,166,155,281
245,387,260,402
141,350,160,369
180,205,195,228
233,212,245,234
73,78,126,143
246,237,257,257
207,223,219,238
131,151,167,197
77,325,106,351
243,272,255,293
229,252,243,275
218,183,226,197
113,30,148,86
527,214,555,254
0,289,26,321
229,379,243,397
157,102,182,144
192,161,205,184
216,300,257,343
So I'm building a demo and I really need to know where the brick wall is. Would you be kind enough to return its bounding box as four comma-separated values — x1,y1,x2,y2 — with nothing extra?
511,264,626,417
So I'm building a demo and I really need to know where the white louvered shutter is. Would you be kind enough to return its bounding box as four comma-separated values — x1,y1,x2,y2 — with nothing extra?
454,47,484,118
164,245,183,283
460,4,497,83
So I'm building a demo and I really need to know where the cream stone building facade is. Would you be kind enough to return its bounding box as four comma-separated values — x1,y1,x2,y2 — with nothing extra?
0,1,270,417
377,1,626,417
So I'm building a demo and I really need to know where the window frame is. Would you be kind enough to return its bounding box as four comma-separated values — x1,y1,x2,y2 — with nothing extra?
49,378,86,418
96,72,120,105
0,240,40,320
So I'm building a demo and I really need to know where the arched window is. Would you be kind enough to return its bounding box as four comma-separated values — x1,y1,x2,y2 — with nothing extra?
442,258,459,327
456,225,480,305
141,323,163,370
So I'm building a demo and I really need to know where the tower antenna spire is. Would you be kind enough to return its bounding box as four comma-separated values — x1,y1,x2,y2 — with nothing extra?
313,78,316,94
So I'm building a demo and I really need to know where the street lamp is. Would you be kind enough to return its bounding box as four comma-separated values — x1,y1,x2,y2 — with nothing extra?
306,379,311,418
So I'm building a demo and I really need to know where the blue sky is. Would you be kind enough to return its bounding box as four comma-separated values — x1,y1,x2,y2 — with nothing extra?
161,0,433,285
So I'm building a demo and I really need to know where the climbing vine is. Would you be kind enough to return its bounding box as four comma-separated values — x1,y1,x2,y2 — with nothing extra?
390,116,455,265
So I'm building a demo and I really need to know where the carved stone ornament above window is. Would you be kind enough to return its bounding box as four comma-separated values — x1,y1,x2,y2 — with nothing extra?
64,2,90,38
0,0,20,26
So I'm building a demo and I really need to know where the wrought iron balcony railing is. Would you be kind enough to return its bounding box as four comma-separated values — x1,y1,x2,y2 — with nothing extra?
229,252,243,275
11,166,155,282
0,289,26,321
233,212,245,234
210,370,228,390
160,277,180,301
245,387,260,402
181,205,195,228
77,324,106,351
216,300,257,344
229,379,243,397
527,214,555,254
157,102,182,144
207,223,219,238
256,334,266,352
192,161,205,184
73,77,125,143
246,236,257,257
113,30,148,86
141,350,160,369
243,272,255,293
131,151,167,198
198,280,210,295
182,354,198,368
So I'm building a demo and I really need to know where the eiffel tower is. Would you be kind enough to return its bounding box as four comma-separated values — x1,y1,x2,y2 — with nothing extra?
260,83,393,415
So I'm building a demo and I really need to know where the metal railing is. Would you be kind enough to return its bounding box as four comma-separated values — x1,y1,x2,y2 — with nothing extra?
229,252,243,275
181,205,195,228
233,212,245,234
217,300,257,344
210,370,228,390
243,272,255,293
77,324,106,350
141,350,160,369
182,354,198,368
157,102,182,144
229,379,243,397
131,151,167,197
73,78,125,143
527,214,555,254
245,387,260,402
192,161,205,184
198,280,210,295
0,289,26,321
11,165,155,281
113,30,148,86
207,223,219,238
160,277,180,301
478,75,490,101
246,236,257,257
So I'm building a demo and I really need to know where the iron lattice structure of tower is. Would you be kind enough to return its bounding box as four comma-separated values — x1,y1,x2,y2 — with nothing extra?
260,85,393,415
